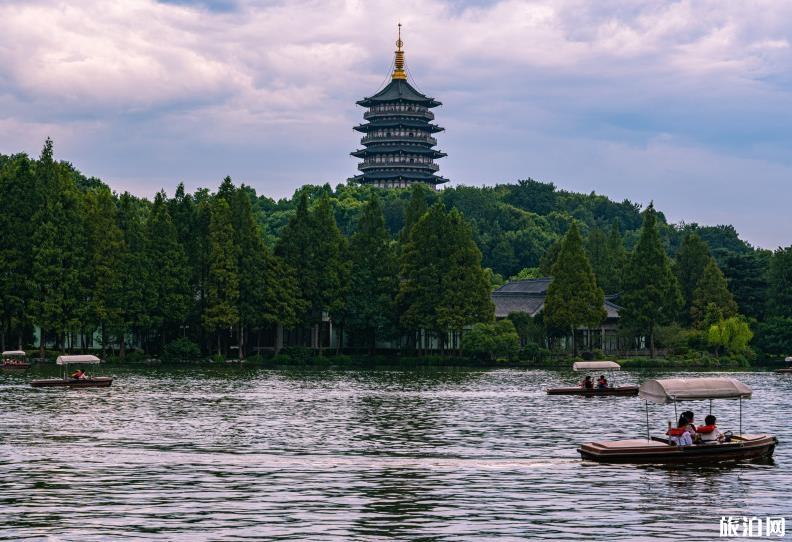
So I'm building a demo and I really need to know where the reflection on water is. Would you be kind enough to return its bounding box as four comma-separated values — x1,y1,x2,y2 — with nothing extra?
0,366,789,541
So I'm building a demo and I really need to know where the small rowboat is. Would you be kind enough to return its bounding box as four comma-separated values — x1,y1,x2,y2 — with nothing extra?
578,435,777,464
30,376,113,388
30,354,113,388
546,361,638,396
547,386,638,396
1,350,30,369
578,377,777,464
775,357,792,373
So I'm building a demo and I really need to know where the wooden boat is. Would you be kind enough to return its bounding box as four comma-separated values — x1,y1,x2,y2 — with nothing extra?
578,434,777,464
546,361,638,396
578,377,777,464
1,350,30,369
547,386,638,396
30,354,113,388
775,356,792,373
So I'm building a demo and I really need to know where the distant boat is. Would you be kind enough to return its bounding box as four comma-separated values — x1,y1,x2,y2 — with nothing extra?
546,361,639,396
30,355,113,388
1,350,30,369
776,356,792,373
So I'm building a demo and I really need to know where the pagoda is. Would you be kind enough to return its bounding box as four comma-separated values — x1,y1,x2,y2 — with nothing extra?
351,25,447,188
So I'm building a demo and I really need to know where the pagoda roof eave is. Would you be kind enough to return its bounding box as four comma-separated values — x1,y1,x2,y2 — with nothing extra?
354,121,444,133
357,79,441,107
354,172,449,184
351,146,446,158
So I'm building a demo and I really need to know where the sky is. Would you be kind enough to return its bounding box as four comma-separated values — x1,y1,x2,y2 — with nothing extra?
1,0,791,248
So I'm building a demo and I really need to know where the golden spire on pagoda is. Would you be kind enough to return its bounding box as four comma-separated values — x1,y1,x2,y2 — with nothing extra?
392,23,407,80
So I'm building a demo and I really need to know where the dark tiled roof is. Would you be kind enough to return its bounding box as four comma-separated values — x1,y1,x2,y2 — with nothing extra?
357,79,441,107
491,278,621,320
493,294,545,318
494,278,552,294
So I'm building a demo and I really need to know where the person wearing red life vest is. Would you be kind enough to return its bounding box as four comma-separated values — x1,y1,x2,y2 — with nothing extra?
696,414,723,443
667,415,693,446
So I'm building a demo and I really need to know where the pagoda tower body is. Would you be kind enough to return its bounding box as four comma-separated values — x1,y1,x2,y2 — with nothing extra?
352,26,447,188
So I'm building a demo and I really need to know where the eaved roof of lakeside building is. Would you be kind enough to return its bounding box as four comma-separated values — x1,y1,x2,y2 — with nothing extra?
491,278,621,319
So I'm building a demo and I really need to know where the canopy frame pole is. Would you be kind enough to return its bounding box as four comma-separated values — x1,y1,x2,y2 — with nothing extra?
739,397,742,437
645,400,650,441
709,399,712,415
673,400,677,424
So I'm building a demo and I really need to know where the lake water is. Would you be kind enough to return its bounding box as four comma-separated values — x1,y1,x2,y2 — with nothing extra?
1,365,789,541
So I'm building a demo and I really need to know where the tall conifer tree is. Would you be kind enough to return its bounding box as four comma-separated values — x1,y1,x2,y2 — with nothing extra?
0,154,36,349
545,222,606,355
145,191,191,350
767,246,792,318
203,197,240,355
620,204,682,357
116,193,148,358
673,232,711,324
691,257,738,328
347,194,399,353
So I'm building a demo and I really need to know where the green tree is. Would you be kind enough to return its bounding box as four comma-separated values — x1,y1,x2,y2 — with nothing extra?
585,227,608,289
399,183,429,244
721,251,770,321
767,245,792,318
707,316,753,356
115,193,148,358
605,221,626,292
673,232,711,324
690,257,738,328
399,204,493,354
203,197,240,355
29,139,84,356
544,222,606,355
276,193,348,350
436,209,495,352
620,204,682,358
145,191,191,351
461,320,520,361
0,153,36,350
83,187,124,355
346,194,399,354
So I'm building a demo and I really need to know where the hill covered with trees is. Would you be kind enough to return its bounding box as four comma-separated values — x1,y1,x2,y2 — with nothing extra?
0,141,789,362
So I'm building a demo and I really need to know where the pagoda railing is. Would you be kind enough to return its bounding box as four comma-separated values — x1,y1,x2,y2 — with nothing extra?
361,134,437,145
358,162,439,172
364,110,434,121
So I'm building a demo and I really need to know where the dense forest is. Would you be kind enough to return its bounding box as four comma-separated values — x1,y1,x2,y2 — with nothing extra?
0,140,790,361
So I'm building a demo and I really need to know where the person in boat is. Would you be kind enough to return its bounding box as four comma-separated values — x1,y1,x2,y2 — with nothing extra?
696,415,723,444
596,375,608,389
681,410,698,438
667,415,693,446
580,376,594,389
70,369,86,380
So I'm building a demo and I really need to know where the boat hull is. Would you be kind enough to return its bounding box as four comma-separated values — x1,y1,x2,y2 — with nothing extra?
546,386,639,396
30,377,113,388
775,368,792,373
578,435,777,464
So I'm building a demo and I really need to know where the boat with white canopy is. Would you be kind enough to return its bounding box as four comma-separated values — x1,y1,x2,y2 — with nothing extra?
776,356,792,373
30,355,113,388
546,361,638,396
578,377,777,463
1,350,30,369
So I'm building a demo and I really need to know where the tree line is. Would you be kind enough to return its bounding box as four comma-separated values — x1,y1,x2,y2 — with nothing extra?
1,140,790,360
0,141,493,358
542,203,792,359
